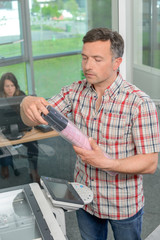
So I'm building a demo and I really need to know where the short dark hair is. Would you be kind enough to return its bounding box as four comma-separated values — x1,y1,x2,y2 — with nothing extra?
83,28,124,59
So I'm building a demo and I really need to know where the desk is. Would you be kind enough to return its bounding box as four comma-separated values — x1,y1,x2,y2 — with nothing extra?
0,128,59,147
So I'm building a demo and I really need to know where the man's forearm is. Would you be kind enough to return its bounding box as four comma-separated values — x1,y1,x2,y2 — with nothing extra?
104,152,158,175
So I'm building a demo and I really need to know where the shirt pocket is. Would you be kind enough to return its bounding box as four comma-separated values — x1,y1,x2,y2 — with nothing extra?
100,113,132,153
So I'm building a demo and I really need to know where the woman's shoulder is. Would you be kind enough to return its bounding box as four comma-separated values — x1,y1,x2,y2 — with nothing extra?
18,90,26,96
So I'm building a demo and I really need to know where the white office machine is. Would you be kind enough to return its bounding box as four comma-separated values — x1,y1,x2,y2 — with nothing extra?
0,177,93,240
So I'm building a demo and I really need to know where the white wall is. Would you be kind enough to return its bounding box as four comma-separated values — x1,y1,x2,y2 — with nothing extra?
133,66,160,99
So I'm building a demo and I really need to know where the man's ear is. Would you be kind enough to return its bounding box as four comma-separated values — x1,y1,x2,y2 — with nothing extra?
113,57,122,71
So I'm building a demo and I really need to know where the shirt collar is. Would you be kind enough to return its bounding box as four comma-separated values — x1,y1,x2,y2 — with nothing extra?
86,73,124,98
104,73,124,98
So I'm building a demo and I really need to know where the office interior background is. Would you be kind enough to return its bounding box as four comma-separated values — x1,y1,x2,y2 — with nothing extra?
0,0,160,239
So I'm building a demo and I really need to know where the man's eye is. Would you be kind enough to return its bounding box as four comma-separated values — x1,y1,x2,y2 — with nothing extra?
95,58,102,62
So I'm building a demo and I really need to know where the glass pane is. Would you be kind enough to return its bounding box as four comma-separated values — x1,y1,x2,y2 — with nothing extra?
34,54,82,98
142,0,160,69
30,0,112,56
30,0,87,56
0,0,23,58
0,189,41,240
0,63,28,94
133,0,160,99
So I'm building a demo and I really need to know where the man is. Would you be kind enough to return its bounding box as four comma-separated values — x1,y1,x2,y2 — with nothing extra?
20,28,160,240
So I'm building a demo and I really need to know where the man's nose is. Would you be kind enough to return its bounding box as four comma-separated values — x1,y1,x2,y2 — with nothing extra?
85,58,93,70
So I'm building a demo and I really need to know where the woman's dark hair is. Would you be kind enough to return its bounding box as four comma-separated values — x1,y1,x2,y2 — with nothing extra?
83,28,124,59
0,72,21,97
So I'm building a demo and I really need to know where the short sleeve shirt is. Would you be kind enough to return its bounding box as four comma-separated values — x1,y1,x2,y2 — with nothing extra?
48,73,160,220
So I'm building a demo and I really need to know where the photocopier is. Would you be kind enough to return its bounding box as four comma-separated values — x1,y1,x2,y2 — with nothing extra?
0,176,93,240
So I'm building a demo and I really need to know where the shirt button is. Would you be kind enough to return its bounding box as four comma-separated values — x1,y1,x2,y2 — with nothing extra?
94,118,96,120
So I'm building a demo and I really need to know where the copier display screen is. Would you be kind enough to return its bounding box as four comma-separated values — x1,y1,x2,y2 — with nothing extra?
0,189,41,240
41,176,84,204
48,181,77,201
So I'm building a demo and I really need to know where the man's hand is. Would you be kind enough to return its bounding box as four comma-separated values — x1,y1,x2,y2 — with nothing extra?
73,138,114,170
73,138,158,174
20,96,50,126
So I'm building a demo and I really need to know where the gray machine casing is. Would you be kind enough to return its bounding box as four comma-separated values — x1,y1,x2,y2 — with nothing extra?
0,183,66,240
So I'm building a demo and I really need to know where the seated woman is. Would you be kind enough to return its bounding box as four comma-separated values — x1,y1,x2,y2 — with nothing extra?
0,72,40,182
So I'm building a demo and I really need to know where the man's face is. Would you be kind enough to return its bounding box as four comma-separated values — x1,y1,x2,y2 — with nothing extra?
81,40,122,88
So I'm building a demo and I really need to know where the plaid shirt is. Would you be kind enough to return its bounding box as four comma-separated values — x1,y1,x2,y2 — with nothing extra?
49,73,160,220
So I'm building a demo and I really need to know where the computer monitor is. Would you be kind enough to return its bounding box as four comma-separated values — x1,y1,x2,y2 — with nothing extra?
0,96,32,140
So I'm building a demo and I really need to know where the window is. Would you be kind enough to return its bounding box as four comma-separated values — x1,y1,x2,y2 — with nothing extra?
34,55,82,98
0,0,113,97
133,0,160,99
134,0,160,70
0,1,21,53
30,0,87,56
29,0,112,97
30,0,112,57
143,0,160,69
0,0,32,94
